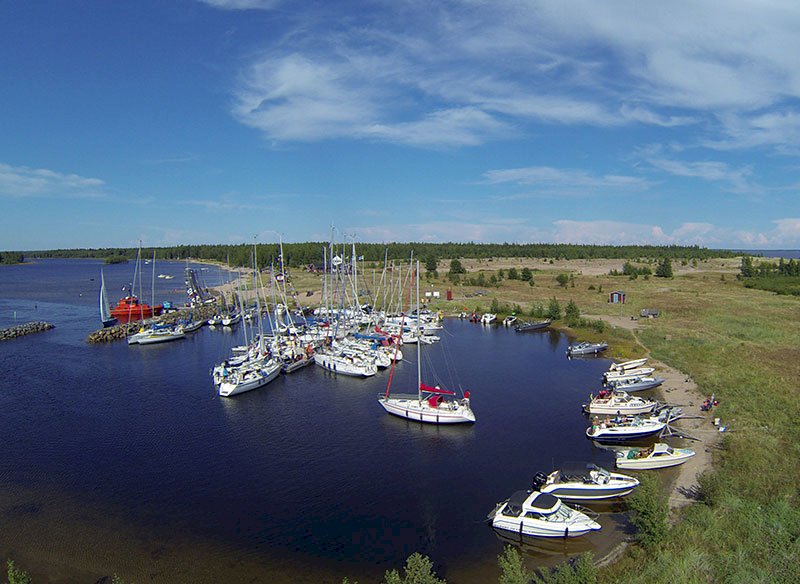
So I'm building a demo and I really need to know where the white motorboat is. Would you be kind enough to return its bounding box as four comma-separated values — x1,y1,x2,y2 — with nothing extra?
616,443,696,470
488,490,601,538
604,367,655,383
127,324,185,345
586,413,668,442
480,313,497,325
607,376,665,392
567,341,608,356
584,389,659,416
608,358,648,372
181,319,204,333
222,313,241,326
218,358,281,397
531,464,639,501
502,315,517,327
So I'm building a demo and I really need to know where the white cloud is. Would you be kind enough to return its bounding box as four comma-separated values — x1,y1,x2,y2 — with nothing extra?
224,0,800,151
483,166,651,199
0,162,106,198
198,0,279,10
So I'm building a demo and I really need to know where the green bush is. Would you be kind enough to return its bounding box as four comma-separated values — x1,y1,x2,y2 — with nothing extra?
628,473,669,548
383,553,445,584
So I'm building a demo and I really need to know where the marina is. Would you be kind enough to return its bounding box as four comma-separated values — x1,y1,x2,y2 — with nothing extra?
0,258,637,582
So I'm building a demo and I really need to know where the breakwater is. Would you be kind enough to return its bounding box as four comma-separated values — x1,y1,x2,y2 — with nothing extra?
0,321,55,341
86,305,218,343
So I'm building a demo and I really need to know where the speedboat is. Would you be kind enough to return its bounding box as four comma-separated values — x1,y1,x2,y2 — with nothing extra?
584,389,659,416
502,315,517,327
616,443,696,469
481,313,497,325
603,367,655,383
586,413,669,442
532,464,639,501
515,319,551,333
488,490,601,538
567,341,608,356
607,376,665,392
608,358,648,372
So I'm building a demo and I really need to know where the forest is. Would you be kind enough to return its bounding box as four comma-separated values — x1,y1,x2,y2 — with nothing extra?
21,242,735,269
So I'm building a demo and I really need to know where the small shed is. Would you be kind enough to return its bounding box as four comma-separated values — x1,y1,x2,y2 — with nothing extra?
609,290,626,304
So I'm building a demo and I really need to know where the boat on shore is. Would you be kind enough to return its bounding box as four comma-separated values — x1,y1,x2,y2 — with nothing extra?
583,389,659,415
608,358,648,372
585,411,673,442
615,442,696,469
514,319,551,332
480,313,497,325
567,341,608,356
531,464,639,501
488,490,601,538
607,376,665,392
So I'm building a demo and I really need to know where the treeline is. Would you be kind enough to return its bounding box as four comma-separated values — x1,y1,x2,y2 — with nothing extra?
26,243,733,269
739,256,800,296
0,252,24,265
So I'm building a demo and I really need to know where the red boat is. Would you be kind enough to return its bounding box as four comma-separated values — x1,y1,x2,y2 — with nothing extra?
110,296,163,324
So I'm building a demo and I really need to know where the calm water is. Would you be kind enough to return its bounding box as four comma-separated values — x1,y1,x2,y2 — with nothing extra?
0,259,628,583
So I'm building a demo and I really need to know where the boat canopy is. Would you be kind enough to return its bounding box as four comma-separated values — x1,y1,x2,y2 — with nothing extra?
528,492,560,511
503,490,530,517
420,383,456,395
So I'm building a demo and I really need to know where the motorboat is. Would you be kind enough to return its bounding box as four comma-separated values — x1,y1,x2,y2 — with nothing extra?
531,464,639,501
515,319,551,333
616,443,696,469
181,318,205,333
607,376,665,392
567,341,608,356
604,367,656,383
502,315,517,327
481,313,497,325
127,323,185,345
585,411,675,442
608,358,648,372
583,389,659,416
488,490,601,538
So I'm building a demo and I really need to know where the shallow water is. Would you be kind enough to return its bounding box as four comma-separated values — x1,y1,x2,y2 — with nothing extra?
0,259,631,583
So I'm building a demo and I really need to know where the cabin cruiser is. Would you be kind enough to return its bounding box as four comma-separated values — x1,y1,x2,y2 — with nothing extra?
532,464,639,501
488,490,601,538
616,443,696,469
584,389,659,415
567,341,608,356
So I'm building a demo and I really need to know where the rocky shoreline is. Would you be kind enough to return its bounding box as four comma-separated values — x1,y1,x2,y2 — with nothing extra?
0,321,55,341
86,305,219,343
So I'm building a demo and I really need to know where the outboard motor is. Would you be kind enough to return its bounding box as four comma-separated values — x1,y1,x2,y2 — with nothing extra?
531,472,548,491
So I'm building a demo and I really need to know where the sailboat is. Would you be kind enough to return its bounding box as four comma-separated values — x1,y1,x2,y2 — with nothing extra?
99,269,118,328
378,260,475,424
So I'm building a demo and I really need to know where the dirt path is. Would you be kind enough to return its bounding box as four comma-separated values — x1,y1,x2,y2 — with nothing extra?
591,314,721,515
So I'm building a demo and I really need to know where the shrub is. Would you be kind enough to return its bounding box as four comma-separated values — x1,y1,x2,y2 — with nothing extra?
7,561,32,584
556,273,569,288
383,553,445,584
498,546,530,584
628,473,669,547
564,300,580,326
547,297,562,320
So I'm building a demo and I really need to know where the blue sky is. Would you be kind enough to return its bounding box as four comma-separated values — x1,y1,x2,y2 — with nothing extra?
2,0,799,250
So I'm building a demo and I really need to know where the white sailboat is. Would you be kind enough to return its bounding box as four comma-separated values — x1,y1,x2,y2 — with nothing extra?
378,260,475,424
99,269,118,328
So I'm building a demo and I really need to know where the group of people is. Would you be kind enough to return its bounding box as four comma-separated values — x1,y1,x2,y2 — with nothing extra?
701,393,718,412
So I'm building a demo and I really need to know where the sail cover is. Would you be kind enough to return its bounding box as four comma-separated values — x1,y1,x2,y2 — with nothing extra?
420,383,456,395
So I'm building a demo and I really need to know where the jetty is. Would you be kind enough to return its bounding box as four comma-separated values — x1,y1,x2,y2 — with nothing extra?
87,305,218,343
0,321,55,341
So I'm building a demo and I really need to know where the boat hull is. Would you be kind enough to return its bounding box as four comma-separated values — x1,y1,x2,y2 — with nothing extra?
491,515,599,538
541,484,636,501
378,396,475,424
218,364,281,397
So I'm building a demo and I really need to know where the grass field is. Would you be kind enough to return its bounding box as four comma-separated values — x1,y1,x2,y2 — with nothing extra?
288,256,799,582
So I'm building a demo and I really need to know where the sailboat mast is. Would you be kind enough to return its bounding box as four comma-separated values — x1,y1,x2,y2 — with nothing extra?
416,259,421,401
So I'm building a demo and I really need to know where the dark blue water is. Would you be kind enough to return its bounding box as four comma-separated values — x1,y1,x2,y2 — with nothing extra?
0,260,625,583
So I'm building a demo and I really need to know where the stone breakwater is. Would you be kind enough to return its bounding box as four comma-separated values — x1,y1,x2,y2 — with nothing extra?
86,305,219,343
0,321,55,341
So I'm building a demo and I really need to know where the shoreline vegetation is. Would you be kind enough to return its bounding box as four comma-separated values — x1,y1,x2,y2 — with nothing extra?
4,245,799,583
